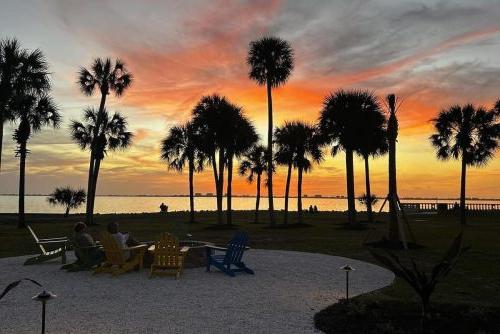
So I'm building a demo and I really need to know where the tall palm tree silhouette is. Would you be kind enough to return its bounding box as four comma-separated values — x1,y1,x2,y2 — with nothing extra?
0,38,50,174
320,90,378,225
191,94,231,225
274,122,297,225
385,94,402,241
290,122,323,224
71,107,133,224
430,104,499,225
224,108,258,225
247,36,294,227
239,144,268,223
161,121,205,223
10,93,60,228
355,95,387,223
78,58,132,224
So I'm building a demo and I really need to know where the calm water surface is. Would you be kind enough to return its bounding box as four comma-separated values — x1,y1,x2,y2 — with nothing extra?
0,195,498,214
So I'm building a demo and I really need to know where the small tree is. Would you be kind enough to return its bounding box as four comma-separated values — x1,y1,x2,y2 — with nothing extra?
47,186,86,217
358,193,378,218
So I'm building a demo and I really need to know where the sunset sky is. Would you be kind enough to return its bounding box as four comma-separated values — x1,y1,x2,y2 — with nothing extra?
0,0,499,198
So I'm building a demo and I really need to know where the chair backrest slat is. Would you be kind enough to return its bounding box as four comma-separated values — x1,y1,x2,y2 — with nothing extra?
27,225,46,254
154,232,181,268
223,232,248,265
100,232,126,265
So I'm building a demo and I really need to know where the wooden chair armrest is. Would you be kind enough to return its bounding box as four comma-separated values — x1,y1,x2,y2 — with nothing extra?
124,244,148,251
39,237,68,242
205,245,228,252
37,240,69,245
180,246,190,253
206,245,250,251
77,245,102,251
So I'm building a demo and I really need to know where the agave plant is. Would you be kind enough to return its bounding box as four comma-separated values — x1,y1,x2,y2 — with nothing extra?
368,232,469,320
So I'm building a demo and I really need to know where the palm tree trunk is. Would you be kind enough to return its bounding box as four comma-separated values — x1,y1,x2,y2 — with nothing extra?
345,149,356,224
284,162,292,225
297,165,303,224
388,127,399,241
387,106,400,241
0,86,8,174
85,153,95,225
217,149,224,225
85,92,107,224
0,108,4,174
211,153,220,221
364,155,373,223
226,154,233,225
266,80,275,227
188,159,195,223
255,173,261,223
89,158,101,224
17,142,27,229
460,156,467,226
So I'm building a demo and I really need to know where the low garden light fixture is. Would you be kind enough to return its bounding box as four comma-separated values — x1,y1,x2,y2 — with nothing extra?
340,265,355,302
32,290,57,334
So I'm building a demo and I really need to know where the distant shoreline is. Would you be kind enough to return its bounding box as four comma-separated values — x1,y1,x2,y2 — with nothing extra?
0,194,499,201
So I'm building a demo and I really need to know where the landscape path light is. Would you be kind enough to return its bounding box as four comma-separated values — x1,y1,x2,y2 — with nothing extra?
340,265,355,302
32,290,57,334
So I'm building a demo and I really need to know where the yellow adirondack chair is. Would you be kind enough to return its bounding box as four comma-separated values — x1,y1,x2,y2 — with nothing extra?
150,232,189,279
94,232,147,276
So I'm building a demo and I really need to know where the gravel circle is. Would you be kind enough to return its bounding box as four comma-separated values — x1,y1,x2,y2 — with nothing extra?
0,250,394,333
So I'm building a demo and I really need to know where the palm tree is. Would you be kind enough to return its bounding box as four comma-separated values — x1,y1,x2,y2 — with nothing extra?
355,97,387,223
10,93,60,228
239,144,267,223
319,90,379,225
224,109,258,225
70,107,133,224
358,193,379,215
161,121,205,223
247,36,294,227
274,122,297,225
385,94,401,241
289,122,323,224
0,38,50,173
191,94,231,225
47,186,86,217
430,104,499,225
78,58,132,224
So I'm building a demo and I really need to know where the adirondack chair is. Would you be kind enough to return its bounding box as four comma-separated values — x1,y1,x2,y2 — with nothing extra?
24,225,68,265
62,241,104,272
205,232,254,277
94,232,147,276
150,232,189,279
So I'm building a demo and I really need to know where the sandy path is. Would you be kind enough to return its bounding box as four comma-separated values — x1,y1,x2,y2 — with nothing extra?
0,250,393,333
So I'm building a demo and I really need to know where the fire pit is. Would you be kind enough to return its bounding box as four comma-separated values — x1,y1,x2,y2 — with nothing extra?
179,240,214,268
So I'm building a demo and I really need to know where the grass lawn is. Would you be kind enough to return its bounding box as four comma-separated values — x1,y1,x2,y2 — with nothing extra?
1,210,499,310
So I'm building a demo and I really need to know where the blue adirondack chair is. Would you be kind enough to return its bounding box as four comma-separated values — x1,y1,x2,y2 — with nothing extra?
205,232,254,277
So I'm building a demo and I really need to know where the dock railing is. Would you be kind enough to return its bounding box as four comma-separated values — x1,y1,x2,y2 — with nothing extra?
400,202,500,214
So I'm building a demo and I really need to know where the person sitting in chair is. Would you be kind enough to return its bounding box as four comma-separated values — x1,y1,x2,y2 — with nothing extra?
68,222,104,269
106,222,152,266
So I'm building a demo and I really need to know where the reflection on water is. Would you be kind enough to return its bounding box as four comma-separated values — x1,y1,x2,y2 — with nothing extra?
0,195,498,214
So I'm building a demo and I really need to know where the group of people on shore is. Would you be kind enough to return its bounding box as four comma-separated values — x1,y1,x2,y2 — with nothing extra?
308,205,319,213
